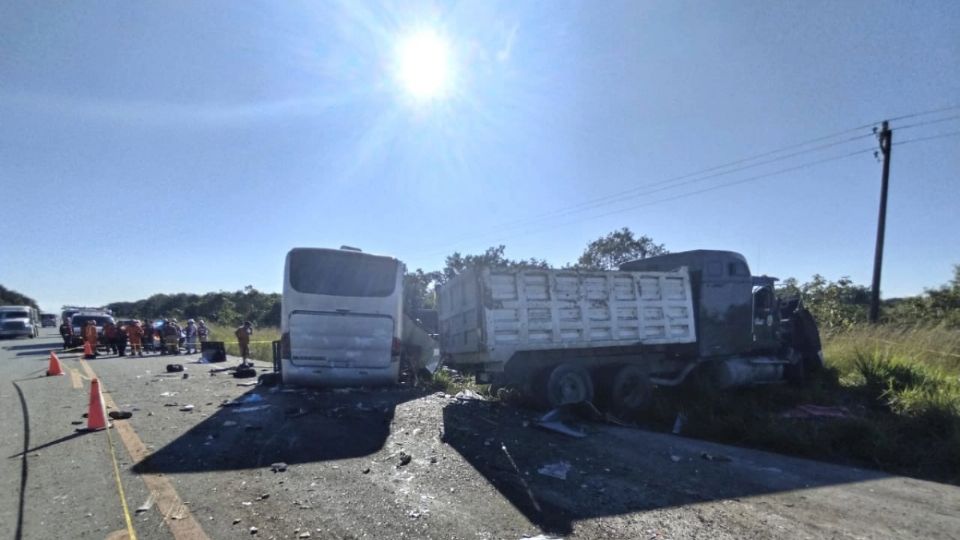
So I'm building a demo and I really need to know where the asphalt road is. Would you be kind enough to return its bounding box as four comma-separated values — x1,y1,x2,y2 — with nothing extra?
2,330,959,540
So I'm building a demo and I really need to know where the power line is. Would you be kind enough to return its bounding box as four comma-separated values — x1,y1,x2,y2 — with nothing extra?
415,107,960,258
894,114,960,131
419,146,876,257
895,130,960,146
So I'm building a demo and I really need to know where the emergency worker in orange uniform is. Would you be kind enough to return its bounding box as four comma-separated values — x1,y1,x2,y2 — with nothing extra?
127,320,145,357
83,320,99,358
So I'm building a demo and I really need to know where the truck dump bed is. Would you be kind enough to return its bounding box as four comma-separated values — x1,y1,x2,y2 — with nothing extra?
438,267,697,368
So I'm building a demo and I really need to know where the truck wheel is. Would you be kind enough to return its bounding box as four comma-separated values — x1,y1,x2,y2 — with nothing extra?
545,363,594,407
793,308,824,372
609,365,652,415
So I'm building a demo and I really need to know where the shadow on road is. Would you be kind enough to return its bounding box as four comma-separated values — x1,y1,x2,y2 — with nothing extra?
441,400,892,535
3,342,56,352
133,385,426,474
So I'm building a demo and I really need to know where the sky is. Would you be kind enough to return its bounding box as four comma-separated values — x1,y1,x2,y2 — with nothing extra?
1,0,958,312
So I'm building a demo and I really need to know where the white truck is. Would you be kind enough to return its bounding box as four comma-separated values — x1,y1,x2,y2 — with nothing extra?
438,266,698,408
438,250,823,411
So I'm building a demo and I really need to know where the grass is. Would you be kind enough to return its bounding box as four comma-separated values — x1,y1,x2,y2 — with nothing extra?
644,323,960,484
207,324,280,362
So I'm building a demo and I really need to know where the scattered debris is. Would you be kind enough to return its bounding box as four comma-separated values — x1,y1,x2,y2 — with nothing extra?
670,455,682,463
234,366,257,379
537,461,572,480
232,405,270,414
454,389,485,402
256,493,270,500
237,381,257,387
270,462,288,473
108,411,132,420
166,364,184,373
182,373,189,379
223,420,238,427
362,467,371,474
70,420,83,425
781,404,853,419
159,391,178,397
534,405,593,438
701,452,732,462
672,413,687,434
233,518,241,525
298,533,311,538
397,452,412,467
285,407,309,418
249,526,258,534
179,405,195,412
135,494,155,514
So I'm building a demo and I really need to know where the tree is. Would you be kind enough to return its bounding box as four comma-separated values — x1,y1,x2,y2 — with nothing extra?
0,285,38,309
576,228,667,270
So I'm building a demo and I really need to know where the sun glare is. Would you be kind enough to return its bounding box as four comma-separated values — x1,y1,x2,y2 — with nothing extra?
396,30,452,100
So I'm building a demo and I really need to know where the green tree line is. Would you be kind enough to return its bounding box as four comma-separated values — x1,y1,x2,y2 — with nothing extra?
90,226,960,331
0,285,39,309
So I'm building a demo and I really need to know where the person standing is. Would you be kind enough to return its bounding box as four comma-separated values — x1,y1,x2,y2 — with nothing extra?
197,320,209,343
142,322,154,353
162,319,180,355
184,319,198,354
128,320,144,357
234,321,253,366
83,320,98,358
103,320,118,355
116,322,129,356
59,318,74,350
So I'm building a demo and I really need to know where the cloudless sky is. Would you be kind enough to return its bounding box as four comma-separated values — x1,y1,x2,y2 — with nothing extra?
1,0,958,312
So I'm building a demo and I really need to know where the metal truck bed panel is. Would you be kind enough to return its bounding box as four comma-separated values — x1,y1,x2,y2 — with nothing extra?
439,267,696,365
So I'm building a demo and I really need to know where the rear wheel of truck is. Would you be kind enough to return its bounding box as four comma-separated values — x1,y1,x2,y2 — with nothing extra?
545,363,594,408
608,365,652,416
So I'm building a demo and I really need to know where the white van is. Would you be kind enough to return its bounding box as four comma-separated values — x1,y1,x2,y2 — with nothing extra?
280,247,405,386
0,306,40,339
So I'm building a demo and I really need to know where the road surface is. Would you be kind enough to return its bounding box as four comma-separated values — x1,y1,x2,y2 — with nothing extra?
2,330,958,539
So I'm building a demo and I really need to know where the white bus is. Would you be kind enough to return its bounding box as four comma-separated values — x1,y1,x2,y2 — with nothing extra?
280,247,406,386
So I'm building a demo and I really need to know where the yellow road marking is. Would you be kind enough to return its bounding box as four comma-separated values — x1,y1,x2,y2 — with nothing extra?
105,423,138,540
78,359,210,540
69,369,82,389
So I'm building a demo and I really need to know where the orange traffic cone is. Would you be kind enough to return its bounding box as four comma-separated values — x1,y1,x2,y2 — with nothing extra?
83,341,95,359
85,378,110,431
46,351,64,376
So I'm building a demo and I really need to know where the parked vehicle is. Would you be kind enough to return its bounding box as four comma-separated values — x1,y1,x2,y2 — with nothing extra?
277,246,406,387
438,250,822,410
40,313,58,327
0,306,40,339
68,312,116,349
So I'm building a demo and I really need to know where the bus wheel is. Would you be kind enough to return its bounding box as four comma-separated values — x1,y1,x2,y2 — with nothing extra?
609,365,652,416
545,363,594,408
258,372,281,387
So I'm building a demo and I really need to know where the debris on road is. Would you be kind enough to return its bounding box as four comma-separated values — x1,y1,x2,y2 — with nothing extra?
781,404,853,419
670,455,682,463
135,494,155,514
672,413,687,434
223,420,238,427
454,389,485,402
166,364,184,373
537,461,572,480
701,452,733,462
108,410,132,420
159,391,178,397
397,452,412,467
249,526,258,534
270,462,288,473
234,366,257,378
237,381,257,387
179,404,195,411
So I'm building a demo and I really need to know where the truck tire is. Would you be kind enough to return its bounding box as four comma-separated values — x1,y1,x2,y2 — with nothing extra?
792,308,824,372
608,365,652,415
545,363,594,408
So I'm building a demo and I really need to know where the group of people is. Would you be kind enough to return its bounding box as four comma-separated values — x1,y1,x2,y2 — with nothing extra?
59,318,211,357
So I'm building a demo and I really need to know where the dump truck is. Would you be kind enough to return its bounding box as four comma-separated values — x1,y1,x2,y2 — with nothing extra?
437,250,822,410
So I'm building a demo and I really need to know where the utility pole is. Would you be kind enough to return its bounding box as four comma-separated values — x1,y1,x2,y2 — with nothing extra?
869,121,892,323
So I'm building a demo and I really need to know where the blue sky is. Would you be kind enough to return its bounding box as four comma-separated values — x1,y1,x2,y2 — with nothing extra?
1,0,958,312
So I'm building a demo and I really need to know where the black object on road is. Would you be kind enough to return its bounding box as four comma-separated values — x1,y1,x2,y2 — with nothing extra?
166,364,184,373
200,341,227,363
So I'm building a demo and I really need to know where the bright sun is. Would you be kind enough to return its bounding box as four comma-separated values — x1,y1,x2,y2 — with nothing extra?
395,30,452,100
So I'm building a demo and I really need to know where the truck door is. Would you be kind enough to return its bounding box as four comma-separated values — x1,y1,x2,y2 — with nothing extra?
751,286,777,350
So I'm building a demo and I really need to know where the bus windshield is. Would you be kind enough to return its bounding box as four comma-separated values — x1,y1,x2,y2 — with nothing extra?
289,250,398,297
